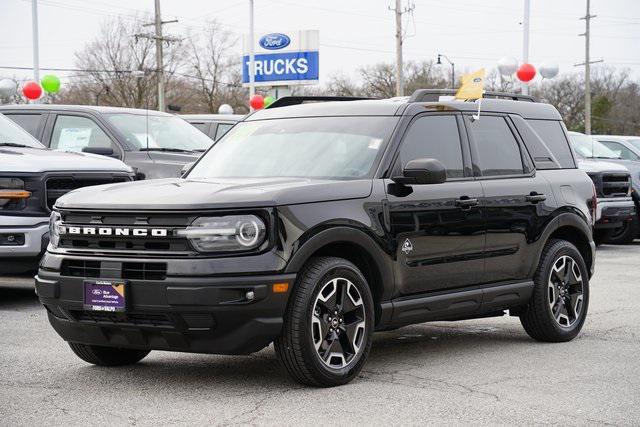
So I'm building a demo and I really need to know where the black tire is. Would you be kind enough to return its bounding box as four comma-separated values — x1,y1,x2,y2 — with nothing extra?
520,239,589,342
68,342,150,366
275,256,374,387
603,216,639,245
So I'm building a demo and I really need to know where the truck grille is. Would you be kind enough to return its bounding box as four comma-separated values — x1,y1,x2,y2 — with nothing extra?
70,310,174,327
57,211,196,256
589,172,631,198
61,259,168,280
46,176,130,210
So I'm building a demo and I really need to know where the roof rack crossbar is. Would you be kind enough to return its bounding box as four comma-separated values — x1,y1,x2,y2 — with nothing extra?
266,96,375,109
408,89,537,103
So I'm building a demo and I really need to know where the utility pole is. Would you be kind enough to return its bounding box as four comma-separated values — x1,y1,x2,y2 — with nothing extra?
576,0,603,135
135,0,179,112
248,0,255,101
390,0,414,97
521,0,530,95
31,0,40,82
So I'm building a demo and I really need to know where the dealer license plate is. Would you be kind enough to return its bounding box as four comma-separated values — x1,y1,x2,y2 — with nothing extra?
83,280,126,312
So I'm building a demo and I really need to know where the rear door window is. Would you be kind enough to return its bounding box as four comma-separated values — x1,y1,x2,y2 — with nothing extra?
215,123,234,140
465,115,525,176
600,140,639,161
4,113,44,138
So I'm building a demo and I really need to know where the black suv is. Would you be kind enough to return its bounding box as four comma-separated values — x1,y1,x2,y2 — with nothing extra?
36,92,596,387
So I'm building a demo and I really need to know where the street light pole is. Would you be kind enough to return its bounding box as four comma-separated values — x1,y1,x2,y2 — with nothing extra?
522,0,530,95
437,54,455,90
248,0,255,103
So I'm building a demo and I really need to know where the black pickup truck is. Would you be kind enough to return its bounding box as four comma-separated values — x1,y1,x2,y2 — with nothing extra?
36,91,596,387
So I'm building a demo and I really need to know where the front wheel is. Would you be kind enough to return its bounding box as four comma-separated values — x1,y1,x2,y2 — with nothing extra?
520,239,589,342
69,342,150,366
275,257,374,387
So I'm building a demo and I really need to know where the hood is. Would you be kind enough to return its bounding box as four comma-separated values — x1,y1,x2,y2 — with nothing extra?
0,147,132,173
55,177,373,210
576,158,630,174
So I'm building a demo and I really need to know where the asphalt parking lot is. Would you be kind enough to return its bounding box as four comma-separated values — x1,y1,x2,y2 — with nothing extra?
1,244,639,426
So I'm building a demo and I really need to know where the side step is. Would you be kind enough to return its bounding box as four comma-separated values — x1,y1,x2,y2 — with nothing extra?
388,281,534,328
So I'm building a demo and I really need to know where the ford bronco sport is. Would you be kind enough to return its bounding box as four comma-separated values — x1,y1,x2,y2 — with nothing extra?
36,91,596,387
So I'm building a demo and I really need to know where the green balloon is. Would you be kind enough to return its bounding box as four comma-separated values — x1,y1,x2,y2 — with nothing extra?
40,75,61,94
264,96,275,107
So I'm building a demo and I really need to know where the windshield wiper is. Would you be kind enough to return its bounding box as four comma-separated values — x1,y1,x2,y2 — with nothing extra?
139,147,196,153
0,142,32,148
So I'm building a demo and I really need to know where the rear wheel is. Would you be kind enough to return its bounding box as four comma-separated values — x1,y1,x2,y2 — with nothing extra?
275,257,374,387
69,342,150,366
520,239,589,342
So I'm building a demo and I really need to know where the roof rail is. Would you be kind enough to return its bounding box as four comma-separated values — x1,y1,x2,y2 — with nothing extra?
408,89,537,103
267,96,374,109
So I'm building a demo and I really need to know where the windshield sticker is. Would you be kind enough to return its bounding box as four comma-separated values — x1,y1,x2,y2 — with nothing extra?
368,138,383,150
57,128,92,151
134,133,158,148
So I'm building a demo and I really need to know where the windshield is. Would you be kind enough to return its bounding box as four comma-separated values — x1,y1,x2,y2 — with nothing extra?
187,116,398,180
104,113,213,151
568,133,620,159
626,137,640,151
0,114,45,148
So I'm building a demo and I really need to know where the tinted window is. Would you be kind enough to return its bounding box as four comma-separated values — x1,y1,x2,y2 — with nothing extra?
5,114,43,138
50,115,116,153
190,122,209,134
526,119,575,168
600,141,639,161
466,115,524,176
0,114,45,148
397,115,464,178
215,123,234,140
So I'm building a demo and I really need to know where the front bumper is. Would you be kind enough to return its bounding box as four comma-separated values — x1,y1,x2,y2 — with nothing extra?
36,260,295,355
0,215,49,274
595,197,635,229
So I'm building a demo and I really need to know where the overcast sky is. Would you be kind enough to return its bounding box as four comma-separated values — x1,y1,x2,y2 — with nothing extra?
1,0,639,87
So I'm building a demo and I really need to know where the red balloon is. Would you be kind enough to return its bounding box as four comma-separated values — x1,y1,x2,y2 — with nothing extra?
250,94,264,110
516,63,536,82
22,81,42,100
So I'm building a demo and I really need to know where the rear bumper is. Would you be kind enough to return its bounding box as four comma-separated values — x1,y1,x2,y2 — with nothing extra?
595,198,635,229
35,271,295,355
0,215,49,274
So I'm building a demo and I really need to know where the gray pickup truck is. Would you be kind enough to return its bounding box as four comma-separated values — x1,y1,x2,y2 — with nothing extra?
0,113,133,276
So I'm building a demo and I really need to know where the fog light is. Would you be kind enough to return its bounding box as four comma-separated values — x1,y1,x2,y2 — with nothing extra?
245,291,255,301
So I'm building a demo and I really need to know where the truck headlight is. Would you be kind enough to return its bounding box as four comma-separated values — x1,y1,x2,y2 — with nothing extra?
0,178,31,211
49,211,62,249
177,215,266,252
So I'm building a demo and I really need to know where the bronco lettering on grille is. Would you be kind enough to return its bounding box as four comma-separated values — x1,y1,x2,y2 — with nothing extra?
63,227,169,237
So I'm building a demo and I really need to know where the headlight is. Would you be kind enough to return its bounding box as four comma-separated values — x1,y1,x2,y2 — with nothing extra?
49,211,62,249
0,178,31,211
177,215,266,252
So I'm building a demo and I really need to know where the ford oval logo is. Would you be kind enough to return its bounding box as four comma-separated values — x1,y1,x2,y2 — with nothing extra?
259,33,291,50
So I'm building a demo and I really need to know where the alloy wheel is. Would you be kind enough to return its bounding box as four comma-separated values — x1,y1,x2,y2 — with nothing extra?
547,255,584,327
311,278,366,369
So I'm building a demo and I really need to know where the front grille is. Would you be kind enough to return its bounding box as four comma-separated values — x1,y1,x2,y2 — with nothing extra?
46,176,130,210
61,259,167,280
71,310,174,327
589,172,631,198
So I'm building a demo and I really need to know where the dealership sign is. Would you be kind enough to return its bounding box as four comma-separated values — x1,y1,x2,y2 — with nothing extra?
242,30,319,86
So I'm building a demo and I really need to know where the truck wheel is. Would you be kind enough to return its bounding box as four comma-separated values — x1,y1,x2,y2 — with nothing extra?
604,216,638,245
520,239,589,342
275,257,374,387
68,342,150,366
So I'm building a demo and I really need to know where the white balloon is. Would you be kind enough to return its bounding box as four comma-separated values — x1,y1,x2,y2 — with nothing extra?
218,104,234,115
539,62,560,79
0,79,17,98
497,57,519,77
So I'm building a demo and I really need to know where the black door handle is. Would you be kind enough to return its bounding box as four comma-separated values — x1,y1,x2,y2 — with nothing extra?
455,197,479,208
526,192,546,203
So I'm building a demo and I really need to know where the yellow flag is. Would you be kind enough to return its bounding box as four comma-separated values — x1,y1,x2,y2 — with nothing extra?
455,68,485,100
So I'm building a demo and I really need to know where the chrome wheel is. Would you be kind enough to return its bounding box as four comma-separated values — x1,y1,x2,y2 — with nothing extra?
311,278,366,369
548,255,584,328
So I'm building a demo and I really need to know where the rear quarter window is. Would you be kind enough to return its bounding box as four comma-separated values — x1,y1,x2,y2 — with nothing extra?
525,119,576,168
4,113,44,138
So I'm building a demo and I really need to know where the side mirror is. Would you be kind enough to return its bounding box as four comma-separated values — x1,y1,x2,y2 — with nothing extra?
82,146,117,158
180,162,195,177
392,158,447,185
